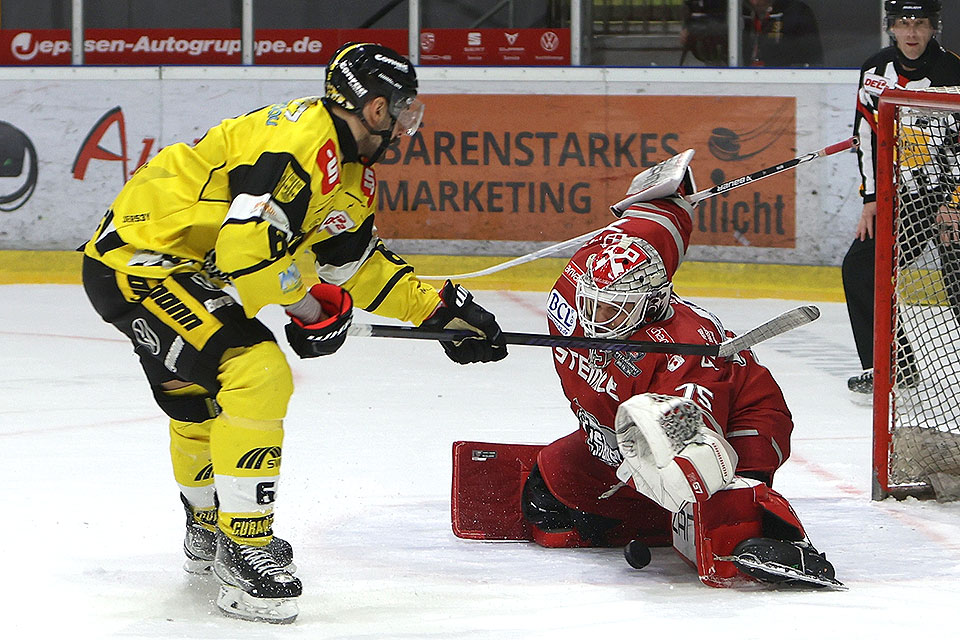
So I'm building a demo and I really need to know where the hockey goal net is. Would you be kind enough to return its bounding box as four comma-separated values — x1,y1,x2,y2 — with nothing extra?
874,87,960,500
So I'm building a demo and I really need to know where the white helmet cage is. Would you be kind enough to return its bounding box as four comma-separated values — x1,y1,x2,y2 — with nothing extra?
575,237,673,339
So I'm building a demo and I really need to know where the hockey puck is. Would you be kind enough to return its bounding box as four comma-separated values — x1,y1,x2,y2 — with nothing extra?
623,540,651,569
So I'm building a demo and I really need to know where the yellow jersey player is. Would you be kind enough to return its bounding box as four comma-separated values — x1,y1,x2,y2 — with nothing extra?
81,42,507,624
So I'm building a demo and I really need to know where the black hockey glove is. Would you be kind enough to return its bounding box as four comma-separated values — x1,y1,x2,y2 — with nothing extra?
284,283,353,358
421,280,508,364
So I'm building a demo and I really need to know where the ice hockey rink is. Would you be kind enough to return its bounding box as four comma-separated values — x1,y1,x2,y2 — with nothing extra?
3,283,959,639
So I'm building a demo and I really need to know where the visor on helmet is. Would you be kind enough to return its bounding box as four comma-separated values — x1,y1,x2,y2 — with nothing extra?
390,94,425,137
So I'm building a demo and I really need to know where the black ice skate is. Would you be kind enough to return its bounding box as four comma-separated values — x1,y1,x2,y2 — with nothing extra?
847,369,873,404
724,537,845,590
184,527,295,575
183,517,219,574
848,361,920,406
213,531,302,624
181,497,294,575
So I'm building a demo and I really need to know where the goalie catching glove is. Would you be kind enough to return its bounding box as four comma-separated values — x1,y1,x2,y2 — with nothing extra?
614,393,737,513
284,283,353,358
421,280,508,364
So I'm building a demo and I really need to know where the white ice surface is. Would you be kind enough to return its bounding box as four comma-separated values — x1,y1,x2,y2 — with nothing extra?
3,284,960,639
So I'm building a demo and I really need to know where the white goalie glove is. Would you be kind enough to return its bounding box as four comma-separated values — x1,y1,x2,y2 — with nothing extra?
614,393,738,513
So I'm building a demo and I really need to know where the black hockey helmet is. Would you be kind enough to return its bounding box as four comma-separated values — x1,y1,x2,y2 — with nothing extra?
884,0,942,29
324,42,423,137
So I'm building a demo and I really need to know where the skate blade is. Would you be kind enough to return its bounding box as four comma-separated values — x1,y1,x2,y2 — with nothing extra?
183,558,213,575
721,556,847,591
216,584,299,624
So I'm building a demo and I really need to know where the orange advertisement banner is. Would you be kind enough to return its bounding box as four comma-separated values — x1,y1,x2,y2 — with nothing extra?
375,94,797,248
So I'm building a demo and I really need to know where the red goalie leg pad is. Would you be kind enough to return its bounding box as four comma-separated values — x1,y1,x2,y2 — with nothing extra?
451,441,544,540
756,486,807,541
672,478,807,588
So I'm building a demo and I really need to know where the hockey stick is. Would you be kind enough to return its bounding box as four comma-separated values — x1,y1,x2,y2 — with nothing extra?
412,229,601,282
348,305,819,357
419,138,858,280
684,136,858,205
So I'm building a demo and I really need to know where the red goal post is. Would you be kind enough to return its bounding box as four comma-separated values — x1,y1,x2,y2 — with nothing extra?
874,87,960,500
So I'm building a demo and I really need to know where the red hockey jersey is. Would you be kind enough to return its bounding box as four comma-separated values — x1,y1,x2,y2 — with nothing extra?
545,197,793,483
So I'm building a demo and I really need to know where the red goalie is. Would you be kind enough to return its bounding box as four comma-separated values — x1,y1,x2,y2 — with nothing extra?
452,152,842,589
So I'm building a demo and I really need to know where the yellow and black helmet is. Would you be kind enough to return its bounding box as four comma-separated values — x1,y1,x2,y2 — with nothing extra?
324,42,419,123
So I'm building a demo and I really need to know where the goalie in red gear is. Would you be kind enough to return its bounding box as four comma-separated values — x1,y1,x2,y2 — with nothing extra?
517,153,839,588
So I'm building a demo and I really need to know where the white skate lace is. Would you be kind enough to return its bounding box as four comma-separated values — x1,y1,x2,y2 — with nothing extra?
240,545,292,580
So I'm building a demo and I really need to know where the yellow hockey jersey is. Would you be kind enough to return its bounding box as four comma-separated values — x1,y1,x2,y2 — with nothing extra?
84,96,440,323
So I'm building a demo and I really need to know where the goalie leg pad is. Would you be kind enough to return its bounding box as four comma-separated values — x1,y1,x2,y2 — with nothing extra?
450,443,622,547
671,478,765,587
671,478,824,588
451,441,544,540
530,524,589,548
451,437,672,546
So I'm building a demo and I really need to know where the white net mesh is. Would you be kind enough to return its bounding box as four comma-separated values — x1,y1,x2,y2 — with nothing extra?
887,86,960,495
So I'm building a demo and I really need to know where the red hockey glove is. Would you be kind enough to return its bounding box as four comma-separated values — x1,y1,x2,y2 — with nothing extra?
421,281,508,364
284,283,353,358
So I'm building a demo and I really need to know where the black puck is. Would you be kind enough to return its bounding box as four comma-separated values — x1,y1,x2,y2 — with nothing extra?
624,540,652,569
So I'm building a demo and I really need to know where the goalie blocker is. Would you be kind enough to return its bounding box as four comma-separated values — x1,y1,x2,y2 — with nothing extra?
451,439,840,589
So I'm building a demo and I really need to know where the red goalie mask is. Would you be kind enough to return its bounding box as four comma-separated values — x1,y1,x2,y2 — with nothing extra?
575,237,673,339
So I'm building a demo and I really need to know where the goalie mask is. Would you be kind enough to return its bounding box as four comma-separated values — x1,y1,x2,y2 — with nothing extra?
576,237,673,339
324,42,425,164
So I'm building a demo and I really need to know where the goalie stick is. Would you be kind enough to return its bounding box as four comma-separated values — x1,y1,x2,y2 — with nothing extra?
418,138,858,281
684,136,858,205
348,305,819,357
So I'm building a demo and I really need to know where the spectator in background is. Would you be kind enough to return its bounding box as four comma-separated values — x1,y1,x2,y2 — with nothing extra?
743,0,823,67
681,0,823,67
681,0,728,66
